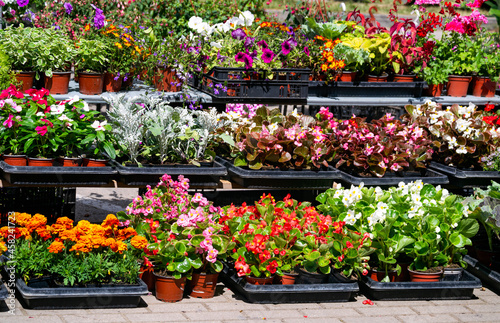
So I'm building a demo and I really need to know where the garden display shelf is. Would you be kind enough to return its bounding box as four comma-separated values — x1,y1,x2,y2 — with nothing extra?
464,255,500,295
308,81,426,98
0,161,117,186
216,157,341,189
336,168,449,188
196,67,310,104
220,265,358,304
428,162,500,189
111,160,227,188
15,278,148,309
358,271,481,301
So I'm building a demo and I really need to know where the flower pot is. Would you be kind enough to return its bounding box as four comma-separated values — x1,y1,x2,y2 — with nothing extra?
187,272,219,298
393,74,416,82
339,71,357,82
474,246,500,267
78,72,104,95
425,83,444,97
121,76,134,90
447,75,472,97
295,267,328,284
139,265,155,292
15,71,35,92
245,275,274,285
442,267,464,282
153,272,186,303
104,72,123,92
3,154,27,166
408,267,443,282
367,74,388,82
82,158,108,167
472,76,496,97
27,157,54,167
369,268,401,282
56,157,82,167
280,273,298,285
44,72,71,94
154,68,182,92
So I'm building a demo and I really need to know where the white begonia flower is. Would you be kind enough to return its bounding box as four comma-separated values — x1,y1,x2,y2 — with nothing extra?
456,146,468,154
238,10,255,26
291,108,299,118
455,119,471,133
448,136,458,148
188,16,203,31
91,120,107,131
268,123,278,134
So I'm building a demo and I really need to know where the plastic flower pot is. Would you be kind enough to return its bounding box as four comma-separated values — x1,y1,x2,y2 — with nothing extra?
339,71,357,82
295,267,328,284
367,74,388,82
245,275,274,285
442,267,464,282
369,268,401,282
43,72,71,95
447,75,472,97
393,74,416,82
3,155,27,166
139,265,155,292
15,71,35,92
187,272,219,298
56,157,82,167
153,272,186,303
472,76,496,97
78,72,104,95
425,83,444,97
27,157,54,167
82,158,108,167
408,267,443,282
104,72,123,93
277,273,298,285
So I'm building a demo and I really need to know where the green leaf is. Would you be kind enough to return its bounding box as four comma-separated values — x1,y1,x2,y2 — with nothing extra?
173,258,191,273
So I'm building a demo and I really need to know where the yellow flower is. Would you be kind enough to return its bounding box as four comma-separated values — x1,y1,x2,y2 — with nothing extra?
115,42,123,49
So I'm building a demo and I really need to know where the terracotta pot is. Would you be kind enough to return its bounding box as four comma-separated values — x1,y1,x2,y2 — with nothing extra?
82,158,108,167
367,74,388,82
104,72,123,92
339,71,357,82
425,83,444,97
408,267,443,282
474,246,500,267
56,157,81,167
154,68,182,92
393,74,416,82
3,155,27,166
274,273,298,285
78,72,104,95
15,71,35,92
369,268,401,282
447,75,472,97
472,76,496,97
44,72,71,94
153,273,186,302
245,275,274,285
27,157,54,167
139,265,155,292
187,272,219,298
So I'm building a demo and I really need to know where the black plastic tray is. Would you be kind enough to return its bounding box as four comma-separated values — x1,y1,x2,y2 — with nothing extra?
337,168,449,188
428,162,500,189
0,161,117,186
15,278,148,309
216,157,341,189
0,281,8,301
220,265,358,303
308,81,426,98
464,255,500,295
112,160,227,188
359,270,481,301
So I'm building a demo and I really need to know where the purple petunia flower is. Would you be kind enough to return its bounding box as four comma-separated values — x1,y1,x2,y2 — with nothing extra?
248,50,257,60
304,46,310,56
244,37,255,49
17,0,29,7
232,28,247,40
63,3,73,15
242,54,253,69
281,40,292,55
287,37,297,48
257,40,268,50
235,52,246,62
261,49,275,64
92,6,105,29
0,1,5,6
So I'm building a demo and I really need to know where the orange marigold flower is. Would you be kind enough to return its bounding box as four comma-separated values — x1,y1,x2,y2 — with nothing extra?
69,242,91,253
338,60,346,69
36,226,52,241
59,228,78,242
117,227,137,240
329,62,338,69
84,24,90,32
102,214,120,228
115,240,128,254
115,42,123,49
76,220,92,233
131,236,148,249
327,55,334,63
15,212,32,227
0,240,7,254
48,240,65,253
0,227,10,239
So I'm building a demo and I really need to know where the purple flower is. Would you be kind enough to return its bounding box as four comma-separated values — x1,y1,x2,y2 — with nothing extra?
63,3,73,15
281,40,292,55
235,52,246,62
248,50,257,60
93,6,105,29
0,1,5,6
257,40,269,50
304,46,310,56
261,49,275,64
242,54,253,69
232,28,247,40
287,26,295,36
244,37,255,49
17,0,29,7
287,37,297,48
22,9,35,22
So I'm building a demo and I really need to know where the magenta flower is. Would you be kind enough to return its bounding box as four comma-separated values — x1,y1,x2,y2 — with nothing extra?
304,46,310,56
281,40,292,55
63,3,73,15
231,28,246,40
3,114,14,128
261,49,275,63
287,37,297,48
257,40,269,50
242,54,253,69
235,52,246,62
17,0,29,7
35,125,48,136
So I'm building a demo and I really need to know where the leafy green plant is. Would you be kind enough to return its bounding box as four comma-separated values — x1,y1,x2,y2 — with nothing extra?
32,28,78,78
0,46,17,90
0,24,43,72
75,38,109,73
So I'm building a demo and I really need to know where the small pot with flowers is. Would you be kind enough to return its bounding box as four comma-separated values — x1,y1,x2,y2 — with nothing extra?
117,174,232,301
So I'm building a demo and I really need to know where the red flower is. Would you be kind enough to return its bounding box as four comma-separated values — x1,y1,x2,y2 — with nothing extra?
346,241,354,248
266,260,278,274
235,256,251,277
485,104,495,112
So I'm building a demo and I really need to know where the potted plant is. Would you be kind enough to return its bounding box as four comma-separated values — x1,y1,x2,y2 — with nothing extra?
0,47,19,90
74,38,109,95
470,32,500,97
421,40,452,97
363,33,391,81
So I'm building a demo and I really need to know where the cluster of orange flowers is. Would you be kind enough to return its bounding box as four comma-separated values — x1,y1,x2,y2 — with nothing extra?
315,36,345,72
0,213,138,256
102,24,142,54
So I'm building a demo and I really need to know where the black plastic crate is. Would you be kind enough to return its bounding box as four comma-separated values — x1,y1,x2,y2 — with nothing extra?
216,157,341,189
464,255,500,295
15,278,148,309
220,264,358,304
309,81,426,98
359,270,481,301
0,281,7,301
198,67,310,104
337,168,449,188
201,189,322,207
428,162,500,189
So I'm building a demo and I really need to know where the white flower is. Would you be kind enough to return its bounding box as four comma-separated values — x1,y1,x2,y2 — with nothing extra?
456,146,468,154
435,227,441,233
227,16,242,28
389,247,393,253
210,41,222,49
197,22,213,36
91,120,107,131
188,16,203,31
50,105,65,115
437,234,441,239
238,10,255,26
67,95,80,105
268,123,278,134
455,119,471,133
36,111,44,117
82,100,90,111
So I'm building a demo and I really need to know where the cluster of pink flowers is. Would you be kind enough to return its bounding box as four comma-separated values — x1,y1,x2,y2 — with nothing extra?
225,103,262,119
414,0,442,4
445,11,488,35
467,0,487,8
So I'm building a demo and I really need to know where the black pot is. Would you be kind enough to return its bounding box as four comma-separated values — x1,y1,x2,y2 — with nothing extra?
331,270,356,283
491,256,500,272
295,267,328,284
442,267,464,282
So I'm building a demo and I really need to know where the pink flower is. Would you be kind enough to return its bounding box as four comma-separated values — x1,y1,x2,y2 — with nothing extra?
281,40,292,55
206,248,218,263
200,238,213,251
203,227,215,238
35,125,48,136
3,114,14,128
261,48,275,63
390,163,401,172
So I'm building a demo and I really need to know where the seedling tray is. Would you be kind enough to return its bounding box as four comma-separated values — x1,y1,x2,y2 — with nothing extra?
337,168,449,188
111,160,227,188
220,265,358,304
308,81,426,98
464,255,500,295
428,162,500,189
216,157,341,189
359,271,481,301
0,161,117,186
15,278,148,309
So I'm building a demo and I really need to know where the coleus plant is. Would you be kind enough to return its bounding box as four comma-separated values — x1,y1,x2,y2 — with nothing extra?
389,19,425,75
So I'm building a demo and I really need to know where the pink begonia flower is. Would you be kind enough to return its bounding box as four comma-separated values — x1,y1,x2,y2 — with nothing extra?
390,163,401,172
3,114,14,128
200,238,213,251
203,227,215,238
36,125,48,136
206,248,218,263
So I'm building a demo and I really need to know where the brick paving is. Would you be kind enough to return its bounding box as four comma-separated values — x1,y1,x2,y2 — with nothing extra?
1,283,499,322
